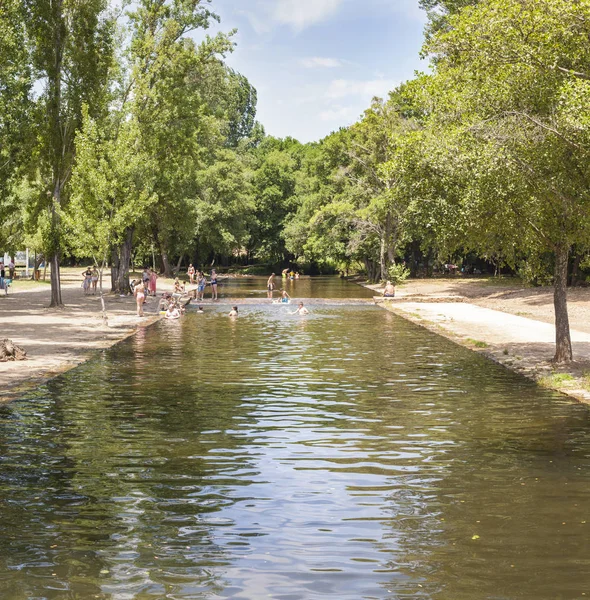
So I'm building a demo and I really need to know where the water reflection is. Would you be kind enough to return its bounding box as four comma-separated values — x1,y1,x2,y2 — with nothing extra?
0,294,590,599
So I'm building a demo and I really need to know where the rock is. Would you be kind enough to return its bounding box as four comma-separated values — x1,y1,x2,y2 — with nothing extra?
0,339,27,362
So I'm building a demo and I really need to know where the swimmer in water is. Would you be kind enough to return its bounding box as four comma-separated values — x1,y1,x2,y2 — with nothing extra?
165,304,181,319
196,306,204,314
228,306,238,317
291,302,309,315
280,289,291,303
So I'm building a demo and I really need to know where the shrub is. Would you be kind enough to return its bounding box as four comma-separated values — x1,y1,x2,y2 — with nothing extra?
387,263,410,285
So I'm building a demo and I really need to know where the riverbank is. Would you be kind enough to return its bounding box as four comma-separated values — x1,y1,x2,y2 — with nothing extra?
367,277,590,404
0,270,179,401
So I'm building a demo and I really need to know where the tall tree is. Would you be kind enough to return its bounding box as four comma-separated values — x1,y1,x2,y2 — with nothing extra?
422,0,590,362
24,0,115,305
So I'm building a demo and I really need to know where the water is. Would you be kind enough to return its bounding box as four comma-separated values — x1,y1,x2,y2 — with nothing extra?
1,278,590,599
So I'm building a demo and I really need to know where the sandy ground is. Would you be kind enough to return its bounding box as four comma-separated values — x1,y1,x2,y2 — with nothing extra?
369,277,590,403
0,271,173,401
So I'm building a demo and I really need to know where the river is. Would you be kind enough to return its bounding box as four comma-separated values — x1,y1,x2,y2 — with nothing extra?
1,277,589,599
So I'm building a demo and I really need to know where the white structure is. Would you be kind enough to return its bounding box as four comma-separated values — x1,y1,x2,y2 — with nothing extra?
2,250,32,277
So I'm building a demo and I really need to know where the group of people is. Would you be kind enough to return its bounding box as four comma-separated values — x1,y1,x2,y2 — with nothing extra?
187,265,218,301
281,268,301,280
81,266,99,295
267,273,309,314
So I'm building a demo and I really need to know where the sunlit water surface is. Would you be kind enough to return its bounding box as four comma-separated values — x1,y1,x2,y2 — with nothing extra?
1,279,590,599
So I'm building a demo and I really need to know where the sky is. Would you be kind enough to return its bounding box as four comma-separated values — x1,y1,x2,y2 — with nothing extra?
206,0,428,143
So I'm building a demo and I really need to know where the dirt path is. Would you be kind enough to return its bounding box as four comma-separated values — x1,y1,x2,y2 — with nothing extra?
1,279,163,401
368,277,590,404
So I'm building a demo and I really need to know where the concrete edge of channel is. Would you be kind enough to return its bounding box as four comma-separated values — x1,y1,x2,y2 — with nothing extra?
0,312,163,404
361,281,590,407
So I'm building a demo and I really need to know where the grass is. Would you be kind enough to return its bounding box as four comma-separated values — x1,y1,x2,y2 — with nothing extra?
466,338,489,348
581,372,590,391
538,373,576,388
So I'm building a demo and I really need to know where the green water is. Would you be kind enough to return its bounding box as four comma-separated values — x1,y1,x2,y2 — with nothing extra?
1,280,590,599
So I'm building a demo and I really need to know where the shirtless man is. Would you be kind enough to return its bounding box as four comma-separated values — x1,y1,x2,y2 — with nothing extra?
267,273,275,299
383,281,395,297
292,302,309,315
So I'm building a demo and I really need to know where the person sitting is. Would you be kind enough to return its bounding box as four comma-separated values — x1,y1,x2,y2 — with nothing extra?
280,289,291,303
228,306,238,317
383,281,395,297
165,304,181,319
173,278,185,294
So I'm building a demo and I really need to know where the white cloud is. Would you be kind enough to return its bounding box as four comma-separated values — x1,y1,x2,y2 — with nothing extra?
300,57,344,68
325,78,397,99
319,105,356,121
243,0,345,33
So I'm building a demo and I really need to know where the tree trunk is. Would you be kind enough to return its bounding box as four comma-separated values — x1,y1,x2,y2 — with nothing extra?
174,254,184,276
161,250,173,278
110,227,133,294
570,253,582,287
31,253,44,280
553,244,573,363
379,236,387,283
410,240,420,278
117,227,133,294
110,246,120,293
48,0,64,308
49,251,62,307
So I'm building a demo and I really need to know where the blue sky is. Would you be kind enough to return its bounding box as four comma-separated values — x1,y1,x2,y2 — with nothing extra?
207,0,427,143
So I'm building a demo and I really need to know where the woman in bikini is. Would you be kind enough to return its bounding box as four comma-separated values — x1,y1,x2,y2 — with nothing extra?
134,280,146,317
82,267,92,295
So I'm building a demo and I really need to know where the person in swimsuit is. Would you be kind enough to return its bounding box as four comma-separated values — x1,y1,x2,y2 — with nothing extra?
197,272,206,301
91,266,99,294
197,306,204,314
383,281,395,297
82,267,92,295
188,264,195,284
267,273,275,299
210,269,218,300
165,304,181,319
292,302,309,315
173,277,185,294
134,280,146,317
149,269,158,296
280,289,291,303
228,306,238,317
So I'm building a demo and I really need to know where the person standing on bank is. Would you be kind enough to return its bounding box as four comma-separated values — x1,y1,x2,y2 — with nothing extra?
188,263,195,285
267,273,275,299
134,280,146,317
149,268,158,297
82,267,92,295
210,269,218,300
91,265,99,295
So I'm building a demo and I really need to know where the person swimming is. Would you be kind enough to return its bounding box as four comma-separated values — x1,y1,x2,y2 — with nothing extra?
291,302,309,315
228,306,238,317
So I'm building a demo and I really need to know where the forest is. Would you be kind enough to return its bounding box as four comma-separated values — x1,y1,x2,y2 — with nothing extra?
2,0,590,361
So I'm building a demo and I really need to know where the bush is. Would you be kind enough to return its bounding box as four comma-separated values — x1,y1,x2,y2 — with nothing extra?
387,263,410,285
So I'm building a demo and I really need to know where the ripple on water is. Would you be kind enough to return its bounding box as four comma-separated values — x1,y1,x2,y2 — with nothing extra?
1,296,590,599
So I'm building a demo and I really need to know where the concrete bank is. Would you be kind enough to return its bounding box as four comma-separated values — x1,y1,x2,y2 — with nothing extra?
364,280,590,405
1,283,162,402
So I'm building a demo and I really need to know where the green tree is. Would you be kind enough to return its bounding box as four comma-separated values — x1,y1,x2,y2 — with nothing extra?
423,0,590,362
24,0,116,305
